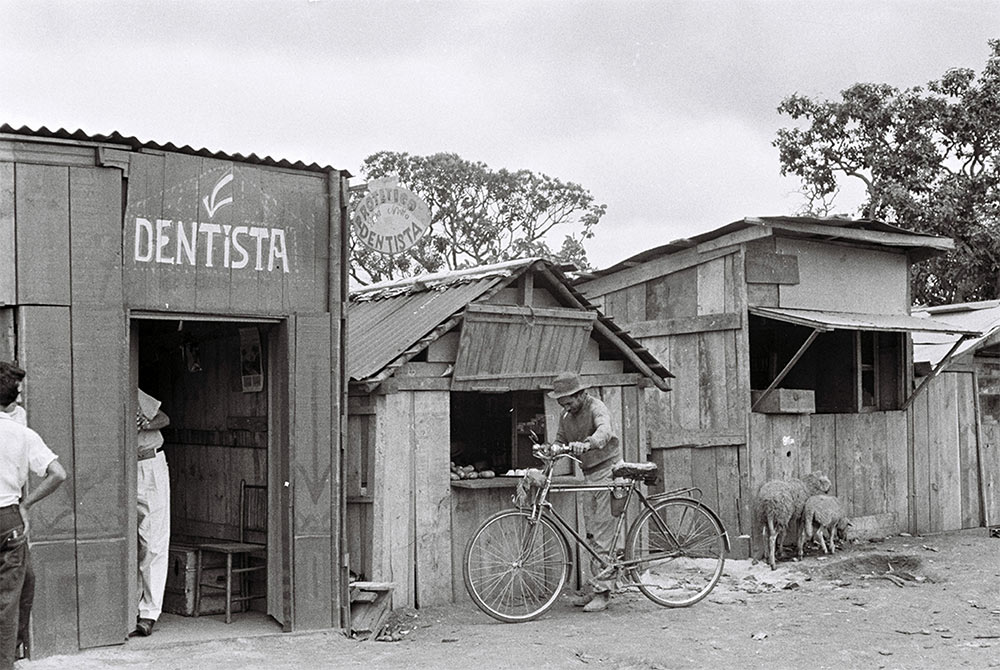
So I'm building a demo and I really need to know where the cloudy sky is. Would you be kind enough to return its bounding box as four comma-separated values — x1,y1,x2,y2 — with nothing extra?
2,1,997,269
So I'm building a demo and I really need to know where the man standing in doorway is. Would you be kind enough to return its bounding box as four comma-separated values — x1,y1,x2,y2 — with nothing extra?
0,368,66,670
550,372,622,613
133,389,170,638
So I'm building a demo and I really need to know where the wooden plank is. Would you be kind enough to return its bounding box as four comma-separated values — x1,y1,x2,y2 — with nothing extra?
808,414,838,490
413,391,452,607
700,331,729,431
933,373,963,531
834,414,857,518
16,163,70,304
0,161,13,304
291,313,334,629
697,256,727,314
621,385,641,463
744,251,800,284
655,446,693,494
884,411,909,530
76,538,129,648
25,541,79,655
910,387,932,533
645,266,698,320
956,372,980,528
622,313,741,339
981,421,1000,526
746,283,779,307
624,284,646,323
670,333,700,431
374,392,415,607
71,306,128,646
69,166,123,305
578,246,737,299
713,446,741,538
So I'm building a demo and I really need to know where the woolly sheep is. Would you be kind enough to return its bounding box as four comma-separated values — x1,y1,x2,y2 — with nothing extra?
797,494,849,558
756,472,831,570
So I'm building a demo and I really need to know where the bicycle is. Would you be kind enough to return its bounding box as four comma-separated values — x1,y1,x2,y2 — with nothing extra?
463,443,731,622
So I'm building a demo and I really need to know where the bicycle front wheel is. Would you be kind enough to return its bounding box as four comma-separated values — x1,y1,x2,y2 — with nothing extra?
625,498,726,607
463,509,571,622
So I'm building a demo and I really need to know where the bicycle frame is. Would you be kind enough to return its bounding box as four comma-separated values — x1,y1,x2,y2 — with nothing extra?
520,452,730,580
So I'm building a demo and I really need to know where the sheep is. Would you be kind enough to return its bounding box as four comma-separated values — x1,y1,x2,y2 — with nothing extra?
755,472,831,570
797,494,849,558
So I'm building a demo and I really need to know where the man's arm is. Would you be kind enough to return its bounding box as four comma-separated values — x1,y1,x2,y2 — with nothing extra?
21,459,67,512
140,409,170,431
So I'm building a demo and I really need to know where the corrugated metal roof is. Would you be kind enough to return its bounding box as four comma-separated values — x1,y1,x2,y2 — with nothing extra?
0,124,341,174
912,301,1000,366
348,276,504,380
347,257,673,389
750,306,981,335
584,215,953,278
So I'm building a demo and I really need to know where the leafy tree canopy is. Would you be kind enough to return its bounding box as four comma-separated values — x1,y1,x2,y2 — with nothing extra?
774,39,1000,306
349,151,605,285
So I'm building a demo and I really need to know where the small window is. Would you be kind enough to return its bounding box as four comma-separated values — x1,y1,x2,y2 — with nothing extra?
450,391,548,474
749,315,903,413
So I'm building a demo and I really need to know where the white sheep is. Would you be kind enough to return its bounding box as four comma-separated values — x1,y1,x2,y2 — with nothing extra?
797,494,849,558
756,472,831,570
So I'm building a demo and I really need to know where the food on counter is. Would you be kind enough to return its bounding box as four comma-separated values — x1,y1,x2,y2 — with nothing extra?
450,461,496,480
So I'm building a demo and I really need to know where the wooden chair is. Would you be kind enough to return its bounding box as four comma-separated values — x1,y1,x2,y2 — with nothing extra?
194,479,267,623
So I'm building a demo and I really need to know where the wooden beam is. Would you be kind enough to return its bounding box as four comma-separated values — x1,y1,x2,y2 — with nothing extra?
765,218,954,252
622,313,742,338
578,246,738,299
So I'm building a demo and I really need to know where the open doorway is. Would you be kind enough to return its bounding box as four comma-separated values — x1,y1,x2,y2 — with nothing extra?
130,316,284,639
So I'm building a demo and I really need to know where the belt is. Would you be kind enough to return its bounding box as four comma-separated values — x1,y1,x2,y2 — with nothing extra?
138,448,162,461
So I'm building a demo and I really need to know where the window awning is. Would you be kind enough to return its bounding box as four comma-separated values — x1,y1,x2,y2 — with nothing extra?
749,306,982,336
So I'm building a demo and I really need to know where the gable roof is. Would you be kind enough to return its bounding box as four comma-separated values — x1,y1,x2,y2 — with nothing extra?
348,258,672,390
912,301,1000,366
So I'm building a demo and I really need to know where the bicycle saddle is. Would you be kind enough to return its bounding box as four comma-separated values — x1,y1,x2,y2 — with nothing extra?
612,462,658,484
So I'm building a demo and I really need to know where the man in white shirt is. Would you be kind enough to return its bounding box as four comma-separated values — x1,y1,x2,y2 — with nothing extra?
133,389,170,638
0,368,66,669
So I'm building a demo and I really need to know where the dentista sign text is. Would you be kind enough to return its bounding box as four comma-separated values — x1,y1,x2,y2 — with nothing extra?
133,218,290,272
352,177,432,255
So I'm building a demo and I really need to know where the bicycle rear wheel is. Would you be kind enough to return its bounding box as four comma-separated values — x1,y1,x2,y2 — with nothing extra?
625,498,726,607
463,509,570,622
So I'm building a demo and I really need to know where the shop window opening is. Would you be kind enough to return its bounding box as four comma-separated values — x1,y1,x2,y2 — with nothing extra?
749,314,903,413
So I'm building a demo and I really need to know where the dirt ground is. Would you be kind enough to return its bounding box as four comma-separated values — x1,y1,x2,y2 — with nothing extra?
17,528,1000,670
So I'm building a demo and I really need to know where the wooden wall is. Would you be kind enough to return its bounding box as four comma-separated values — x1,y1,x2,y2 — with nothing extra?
352,379,648,606
123,153,331,315
5,159,130,654
908,369,987,533
1,137,349,656
747,411,909,547
595,250,750,546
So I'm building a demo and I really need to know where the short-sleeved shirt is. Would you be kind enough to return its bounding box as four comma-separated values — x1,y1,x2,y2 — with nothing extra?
0,411,58,507
137,389,164,452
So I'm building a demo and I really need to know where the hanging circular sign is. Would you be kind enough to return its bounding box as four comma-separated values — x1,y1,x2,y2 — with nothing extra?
352,176,432,255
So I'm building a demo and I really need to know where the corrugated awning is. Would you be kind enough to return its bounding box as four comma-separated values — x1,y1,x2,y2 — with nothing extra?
749,306,981,335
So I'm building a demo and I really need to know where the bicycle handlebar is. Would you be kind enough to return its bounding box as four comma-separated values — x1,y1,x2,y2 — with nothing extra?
531,442,579,462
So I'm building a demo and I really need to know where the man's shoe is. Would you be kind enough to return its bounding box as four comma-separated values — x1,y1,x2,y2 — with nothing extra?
582,592,610,612
130,618,155,637
571,590,593,607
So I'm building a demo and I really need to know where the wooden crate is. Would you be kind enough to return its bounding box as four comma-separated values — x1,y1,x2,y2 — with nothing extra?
163,543,236,616
751,388,815,414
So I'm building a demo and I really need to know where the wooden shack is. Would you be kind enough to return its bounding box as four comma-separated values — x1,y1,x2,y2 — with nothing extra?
0,125,350,658
910,301,1000,532
345,258,672,608
577,216,980,554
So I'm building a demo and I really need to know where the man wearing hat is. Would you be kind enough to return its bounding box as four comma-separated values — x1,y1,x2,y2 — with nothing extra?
550,371,622,612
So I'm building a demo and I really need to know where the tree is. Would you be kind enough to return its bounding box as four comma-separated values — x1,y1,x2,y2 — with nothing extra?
348,151,605,285
773,39,1000,306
